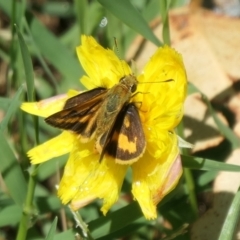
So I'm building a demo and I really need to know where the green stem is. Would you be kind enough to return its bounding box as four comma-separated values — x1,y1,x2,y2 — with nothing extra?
17,114,39,240
9,0,17,92
69,208,95,240
160,0,171,45
183,168,198,219
16,165,38,240
177,122,198,219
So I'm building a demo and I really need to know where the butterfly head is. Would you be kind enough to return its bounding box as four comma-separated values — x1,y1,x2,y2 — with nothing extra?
119,75,138,93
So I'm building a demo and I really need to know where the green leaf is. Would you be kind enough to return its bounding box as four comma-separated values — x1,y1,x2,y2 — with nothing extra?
187,82,199,95
0,204,22,226
197,171,218,186
0,0,84,91
88,202,143,238
16,25,34,101
36,196,62,213
160,0,170,44
37,155,67,181
218,187,240,240
74,0,87,35
0,85,23,131
0,85,27,207
0,97,12,111
182,155,240,172
53,229,76,240
0,132,27,207
28,18,83,88
88,190,179,239
86,2,104,35
42,2,74,17
142,0,160,22
45,217,58,240
98,0,161,46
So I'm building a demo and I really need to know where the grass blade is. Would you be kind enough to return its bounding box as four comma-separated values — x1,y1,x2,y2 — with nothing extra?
182,155,240,172
218,187,240,240
45,217,58,240
0,132,27,207
15,25,34,101
98,0,161,46
0,85,23,131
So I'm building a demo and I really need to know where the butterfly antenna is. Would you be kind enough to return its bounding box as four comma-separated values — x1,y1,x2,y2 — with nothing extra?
114,37,126,76
114,37,120,56
138,79,174,84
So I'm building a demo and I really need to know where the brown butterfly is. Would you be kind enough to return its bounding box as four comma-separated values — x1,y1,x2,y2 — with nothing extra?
45,75,146,164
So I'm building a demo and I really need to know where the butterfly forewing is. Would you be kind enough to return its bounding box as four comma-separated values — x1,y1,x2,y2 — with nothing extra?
45,88,107,141
64,87,106,109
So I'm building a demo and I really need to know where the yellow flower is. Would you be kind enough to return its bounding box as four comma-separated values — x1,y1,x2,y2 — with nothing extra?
21,35,187,219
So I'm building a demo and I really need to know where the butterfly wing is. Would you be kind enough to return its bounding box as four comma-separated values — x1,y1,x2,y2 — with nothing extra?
97,103,146,163
45,87,107,141
63,87,106,109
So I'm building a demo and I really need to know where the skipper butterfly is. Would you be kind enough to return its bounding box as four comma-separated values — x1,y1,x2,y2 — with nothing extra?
45,75,146,164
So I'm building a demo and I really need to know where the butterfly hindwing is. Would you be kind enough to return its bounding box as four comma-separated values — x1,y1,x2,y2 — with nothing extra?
97,103,146,163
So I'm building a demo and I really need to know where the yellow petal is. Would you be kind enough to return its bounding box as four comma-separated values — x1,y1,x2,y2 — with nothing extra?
77,35,132,89
145,128,170,160
21,90,80,117
58,140,128,215
152,154,182,205
28,131,76,164
21,94,68,117
139,45,187,130
132,132,182,219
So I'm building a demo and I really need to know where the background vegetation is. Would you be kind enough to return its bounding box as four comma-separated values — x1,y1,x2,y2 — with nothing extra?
1,0,240,239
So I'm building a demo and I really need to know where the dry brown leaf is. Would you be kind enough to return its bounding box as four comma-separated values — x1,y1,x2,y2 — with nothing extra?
170,7,233,99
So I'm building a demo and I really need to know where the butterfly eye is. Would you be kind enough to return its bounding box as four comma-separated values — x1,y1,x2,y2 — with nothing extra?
131,83,137,93
119,76,125,82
